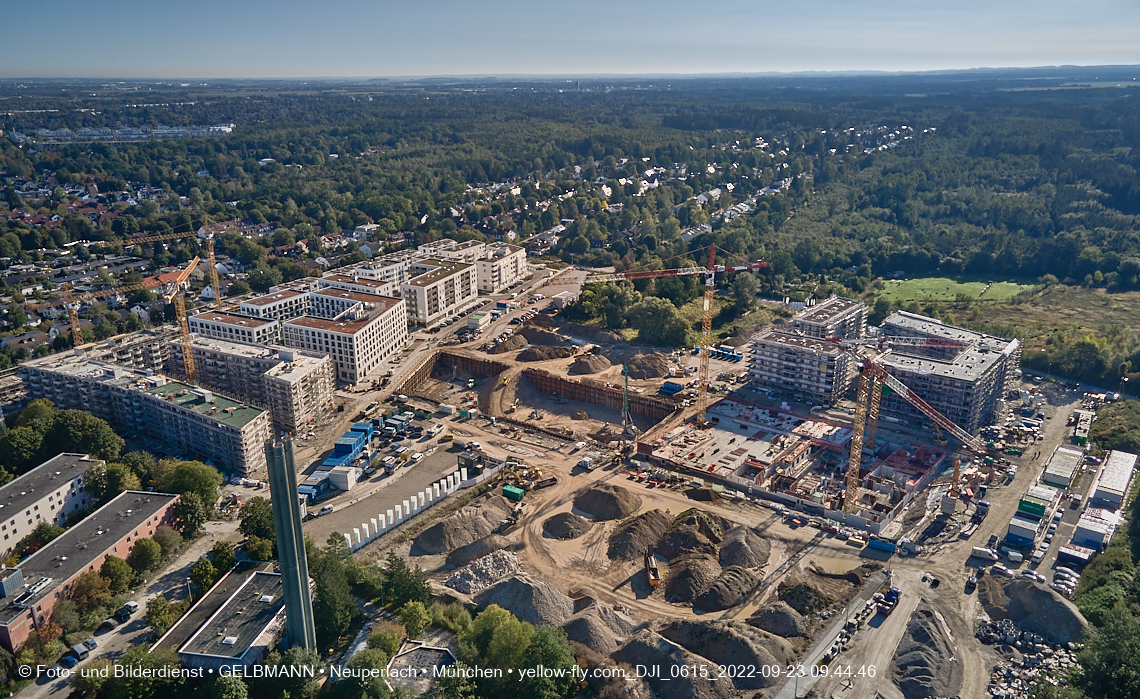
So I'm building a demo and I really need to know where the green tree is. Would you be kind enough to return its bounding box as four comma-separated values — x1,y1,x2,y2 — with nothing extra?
99,645,183,699
190,557,219,592
398,601,430,639
367,620,405,657
70,570,112,613
730,271,759,313
1074,607,1140,699
0,426,44,473
155,460,222,503
519,627,577,699
627,296,690,346
209,675,250,699
172,492,209,537
127,538,163,574
152,525,183,559
310,540,359,647
45,409,124,461
7,305,27,330
239,497,276,541
145,596,177,636
245,535,274,561
70,657,112,698
49,599,80,634
381,552,431,609
100,555,135,594
211,540,236,574
88,462,142,503
227,280,251,297
122,451,157,483
344,648,391,698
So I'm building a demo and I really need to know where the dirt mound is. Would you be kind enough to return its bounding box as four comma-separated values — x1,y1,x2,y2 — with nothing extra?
474,574,575,627
719,526,770,568
657,509,725,561
518,326,563,346
657,620,792,690
517,346,576,361
686,487,720,502
612,630,738,699
694,566,758,612
525,314,555,328
543,512,594,540
555,320,625,344
663,553,722,604
568,353,611,375
444,550,522,595
749,601,808,638
574,484,642,521
623,352,672,379
893,603,963,699
562,600,637,654
723,324,764,347
571,410,589,420
486,334,527,354
445,534,511,568
608,510,672,560
777,578,835,614
977,578,1088,645
412,497,512,555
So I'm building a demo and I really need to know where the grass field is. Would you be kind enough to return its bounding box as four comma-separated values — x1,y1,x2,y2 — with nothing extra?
876,277,1031,303
968,285,1140,349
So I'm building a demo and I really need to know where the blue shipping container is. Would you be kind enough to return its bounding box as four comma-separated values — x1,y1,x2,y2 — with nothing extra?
350,421,374,438
867,538,897,553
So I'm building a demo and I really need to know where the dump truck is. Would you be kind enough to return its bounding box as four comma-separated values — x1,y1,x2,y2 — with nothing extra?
645,549,661,587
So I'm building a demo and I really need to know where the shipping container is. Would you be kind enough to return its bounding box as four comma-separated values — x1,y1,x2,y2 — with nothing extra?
503,485,526,502
867,538,897,553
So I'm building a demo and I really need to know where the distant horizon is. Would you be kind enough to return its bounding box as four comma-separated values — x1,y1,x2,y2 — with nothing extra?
2,0,1137,80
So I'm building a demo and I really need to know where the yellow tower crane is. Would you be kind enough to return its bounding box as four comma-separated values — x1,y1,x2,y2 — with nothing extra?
162,258,201,384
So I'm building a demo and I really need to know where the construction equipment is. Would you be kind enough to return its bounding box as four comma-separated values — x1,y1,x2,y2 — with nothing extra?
160,258,201,384
585,244,767,425
645,548,661,587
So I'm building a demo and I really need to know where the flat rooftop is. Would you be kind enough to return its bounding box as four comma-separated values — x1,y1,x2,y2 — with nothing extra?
154,562,274,654
190,312,278,329
312,288,400,307
0,491,177,622
145,379,265,429
285,313,379,335
404,260,471,288
178,571,285,660
883,311,1015,352
186,336,281,361
242,290,307,307
753,330,842,355
878,343,1007,381
320,274,389,289
792,296,863,325
264,350,329,382
1096,450,1137,496
1046,446,1083,478
0,453,99,521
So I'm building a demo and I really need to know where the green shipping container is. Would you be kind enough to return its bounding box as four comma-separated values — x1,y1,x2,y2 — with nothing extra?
503,485,525,502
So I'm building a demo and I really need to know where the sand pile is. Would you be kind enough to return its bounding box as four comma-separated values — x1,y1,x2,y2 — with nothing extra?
568,354,611,375
624,352,671,379
411,497,512,555
657,509,724,560
444,550,522,595
612,630,738,699
517,346,575,361
571,410,590,420
686,487,720,502
446,534,510,568
663,553,722,603
518,326,563,346
486,334,527,354
694,567,758,612
977,578,1088,645
474,574,575,627
719,526,770,568
608,509,672,560
657,620,792,690
574,484,642,521
543,512,594,540
749,601,808,638
893,603,963,699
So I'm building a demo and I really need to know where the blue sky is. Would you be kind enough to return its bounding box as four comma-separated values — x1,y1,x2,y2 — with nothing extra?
3,0,1138,78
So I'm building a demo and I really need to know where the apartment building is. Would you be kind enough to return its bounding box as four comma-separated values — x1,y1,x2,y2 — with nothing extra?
0,453,99,557
188,312,282,345
0,491,178,652
282,296,408,384
789,296,867,340
87,329,175,373
19,355,272,475
318,273,397,297
167,337,334,434
341,250,418,287
875,312,1021,434
749,330,856,405
476,242,527,293
239,289,311,321
400,259,479,326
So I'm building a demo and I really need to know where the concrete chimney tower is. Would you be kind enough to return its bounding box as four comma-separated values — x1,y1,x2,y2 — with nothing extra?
266,437,317,650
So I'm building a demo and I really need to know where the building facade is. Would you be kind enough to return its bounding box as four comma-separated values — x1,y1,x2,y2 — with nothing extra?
475,242,527,293
282,296,408,384
399,259,479,326
749,330,856,405
0,453,99,557
789,296,867,340
188,312,282,345
239,289,311,321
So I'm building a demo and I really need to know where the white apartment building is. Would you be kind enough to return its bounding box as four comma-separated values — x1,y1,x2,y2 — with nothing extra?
188,312,282,345
400,259,479,326
343,251,418,287
239,289,311,321
263,350,336,434
749,330,857,405
789,296,867,340
318,273,397,298
476,242,527,293
0,453,99,556
282,296,408,384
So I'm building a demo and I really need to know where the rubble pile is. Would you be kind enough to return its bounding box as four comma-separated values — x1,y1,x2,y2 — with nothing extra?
543,512,594,540
443,550,521,595
445,534,510,568
518,346,576,361
977,618,1082,698
607,510,673,560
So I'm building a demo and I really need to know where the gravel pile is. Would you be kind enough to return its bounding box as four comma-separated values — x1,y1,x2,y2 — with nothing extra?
518,326,563,346
977,619,1082,698
444,550,522,595
574,484,642,521
486,334,528,354
568,354,612,375
612,630,738,699
562,599,636,654
412,497,512,555
749,601,808,638
978,578,1088,644
663,553,722,604
657,620,791,690
694,566,758,612
543,512,594,540
445,534,510,568
657,509,724,560
893,603,962,699
571,410,590,420
608,510,672,560
623,352,671,379
474,574,575,627
719,526,770,568
555,320,625,344
517,346,576,361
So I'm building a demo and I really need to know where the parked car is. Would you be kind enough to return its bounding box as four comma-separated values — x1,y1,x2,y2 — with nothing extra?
318,504,335,516
114,601,138,623
59,655,79,669
99,618,120,632
82,638,98,651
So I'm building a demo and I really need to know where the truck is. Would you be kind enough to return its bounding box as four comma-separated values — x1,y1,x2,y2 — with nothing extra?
660,381,685,396
867,537,897,553
971,546,1000,561
878,587,901,615
645,549,661,588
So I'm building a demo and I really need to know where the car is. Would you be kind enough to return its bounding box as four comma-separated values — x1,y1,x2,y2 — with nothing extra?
382,456,396,466
412,453,424,462
991,565,1013,578
59,655,79,669
1053,511,1063,523
987,534,999,548
1050,583,1072,596
966,576,978,591
1048,522,1059,533
99,618,120,632
318,505,335,516
1045,533,1054,543
1032,550,1046,564
82,638,98,651
1055,570,1079,583
114,602,138,622
1056,565,1080,578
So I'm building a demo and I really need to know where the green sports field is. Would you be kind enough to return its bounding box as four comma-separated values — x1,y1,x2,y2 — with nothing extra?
876,277,1030,303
